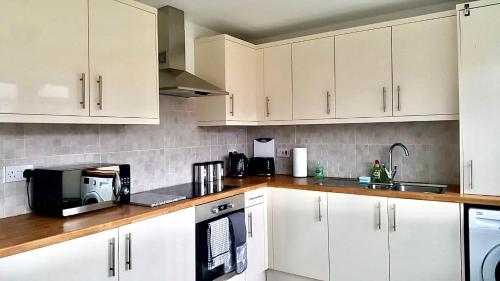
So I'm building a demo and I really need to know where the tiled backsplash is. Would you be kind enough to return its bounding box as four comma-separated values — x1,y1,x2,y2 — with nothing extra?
0,97,459,219
0,96,247,218
247,121,459,185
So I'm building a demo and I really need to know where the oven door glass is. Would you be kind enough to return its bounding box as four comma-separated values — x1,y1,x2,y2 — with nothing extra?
196,210,243,281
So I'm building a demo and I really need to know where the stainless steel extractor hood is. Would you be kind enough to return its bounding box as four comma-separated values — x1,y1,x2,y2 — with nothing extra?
158,6,228,97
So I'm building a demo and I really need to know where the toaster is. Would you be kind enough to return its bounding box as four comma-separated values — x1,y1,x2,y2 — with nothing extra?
249,157,275,176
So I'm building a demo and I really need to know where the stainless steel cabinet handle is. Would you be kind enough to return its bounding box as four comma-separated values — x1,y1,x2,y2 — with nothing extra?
109,237,116,277
318,196,323,222
248,212,253,238
377,202,382,230
382,87,386,112
392,204,397,232
249,195,264,201
265,96,270,117
397,85,401,111
79,73,86,109
126,233,132,270
469,160,474,190
229,94,234,116
97,75,103,110
326,91,331,114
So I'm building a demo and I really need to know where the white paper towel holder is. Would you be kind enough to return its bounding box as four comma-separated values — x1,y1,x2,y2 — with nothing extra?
293,147,307,178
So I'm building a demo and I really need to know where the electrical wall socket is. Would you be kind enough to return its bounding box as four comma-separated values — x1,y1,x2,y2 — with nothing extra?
4,165,33,183
277,149,290,158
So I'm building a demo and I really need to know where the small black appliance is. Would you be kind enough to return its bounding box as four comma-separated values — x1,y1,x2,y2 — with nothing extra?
228,152,248,178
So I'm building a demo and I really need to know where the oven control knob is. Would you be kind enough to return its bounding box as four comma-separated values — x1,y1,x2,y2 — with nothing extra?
211,208,220,214
227,203,235,209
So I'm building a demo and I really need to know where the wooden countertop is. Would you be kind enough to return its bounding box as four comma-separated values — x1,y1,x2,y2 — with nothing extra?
1,175,500,259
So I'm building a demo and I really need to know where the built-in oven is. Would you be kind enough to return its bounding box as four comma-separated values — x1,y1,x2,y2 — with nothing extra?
195,194,245,281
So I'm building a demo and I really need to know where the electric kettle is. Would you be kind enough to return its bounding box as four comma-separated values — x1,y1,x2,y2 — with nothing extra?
228,152,248,178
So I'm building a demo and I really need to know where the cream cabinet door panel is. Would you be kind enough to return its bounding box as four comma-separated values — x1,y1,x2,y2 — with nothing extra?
272,188,329,280
460,3,500,196
388,198,461,281
246,203,267,281
328,193,389,281
335,27,393,118
393,16,458,116
263,45,293,121
89,0,158,119
0,229,119,281
292,37,335,120
226,41,258,121
0,0,89,116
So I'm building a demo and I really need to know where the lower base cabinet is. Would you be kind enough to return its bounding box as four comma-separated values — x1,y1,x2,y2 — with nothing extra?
0,207,195,281
388,198,461,281
328,193,461,281
271,188,329,281
328,193,390,281
118,207,195,281
0,229,119,281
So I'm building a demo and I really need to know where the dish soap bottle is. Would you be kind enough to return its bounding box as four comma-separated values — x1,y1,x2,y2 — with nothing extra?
314,161,324,179
371,160,383,183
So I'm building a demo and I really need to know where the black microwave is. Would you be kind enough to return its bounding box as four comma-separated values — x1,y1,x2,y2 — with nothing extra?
25,163,131,217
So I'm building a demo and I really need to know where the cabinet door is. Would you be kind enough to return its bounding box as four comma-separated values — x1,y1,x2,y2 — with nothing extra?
119,207,195,281
460,3,500,196
272,188,329,280
335,27,393,118
0,229,119,281
263,45,293,121
388,198,461,281
246,203,267,281
393,16,458,116
226,40,258,121
328,193,389,281
292,37,335,120
89,0,158,119
0,0,89,116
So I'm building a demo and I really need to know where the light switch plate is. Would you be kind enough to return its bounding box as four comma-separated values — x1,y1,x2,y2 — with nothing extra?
277,149,290,158
4,165,33,183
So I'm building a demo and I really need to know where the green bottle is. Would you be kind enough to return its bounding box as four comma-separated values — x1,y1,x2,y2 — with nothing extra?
371,160,383,183
314,161,324,179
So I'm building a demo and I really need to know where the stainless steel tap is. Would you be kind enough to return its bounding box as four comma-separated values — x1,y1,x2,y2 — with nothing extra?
386,143,410,183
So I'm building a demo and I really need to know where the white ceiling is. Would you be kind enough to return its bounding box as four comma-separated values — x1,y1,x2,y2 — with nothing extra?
138,0,463,42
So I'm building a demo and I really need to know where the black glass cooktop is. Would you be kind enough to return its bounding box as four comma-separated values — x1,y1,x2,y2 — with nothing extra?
147,182,240,199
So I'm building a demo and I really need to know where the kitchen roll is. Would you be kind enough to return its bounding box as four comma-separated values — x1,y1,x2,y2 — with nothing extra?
293,148,307,178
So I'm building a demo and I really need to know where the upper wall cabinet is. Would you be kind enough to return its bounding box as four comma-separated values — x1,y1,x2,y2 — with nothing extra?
392,16,458,116
335,27,393,118
292,37,335,120
89,0,158,119
195,35,258,125
459,1,500,196
0,0,159,124
0,0,90,117
261,44,293,121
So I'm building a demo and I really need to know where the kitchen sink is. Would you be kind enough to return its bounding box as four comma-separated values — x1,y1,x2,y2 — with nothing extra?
365,182,446,193
315,178,447,194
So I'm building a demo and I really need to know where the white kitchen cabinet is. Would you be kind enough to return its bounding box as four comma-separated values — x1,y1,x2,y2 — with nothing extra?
0,0,159,124
262,45,293,121
328,193,389,281
335,27,393,118
292,37,335,120
392,16,458,116
271,188,329,281
0,0,89,116
89,0,158,119
195,35,258,124
118,207,195,281
0,229,119,281
388,198,461,281
459,2,500,196
245,189,267,281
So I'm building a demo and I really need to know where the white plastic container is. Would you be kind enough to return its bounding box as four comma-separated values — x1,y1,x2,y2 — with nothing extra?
293,148,308,177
